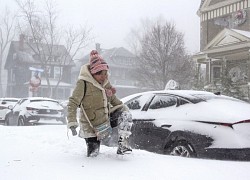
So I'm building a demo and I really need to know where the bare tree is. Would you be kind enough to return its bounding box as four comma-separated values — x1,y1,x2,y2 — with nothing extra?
15,0,91,97
0,8,16,97
128,18,195,90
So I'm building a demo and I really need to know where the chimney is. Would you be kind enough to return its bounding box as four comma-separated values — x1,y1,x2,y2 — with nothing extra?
19,34,25,51
95,43,101,53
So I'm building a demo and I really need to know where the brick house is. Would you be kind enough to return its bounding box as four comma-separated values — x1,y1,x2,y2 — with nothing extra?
5,35,74,99
193,0,250,100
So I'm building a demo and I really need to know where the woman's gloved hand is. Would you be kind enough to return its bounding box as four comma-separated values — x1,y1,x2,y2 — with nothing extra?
70,126,77,136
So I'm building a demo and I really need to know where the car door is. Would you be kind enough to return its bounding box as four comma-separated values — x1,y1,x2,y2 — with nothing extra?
125,94,154,149
133,94,178,152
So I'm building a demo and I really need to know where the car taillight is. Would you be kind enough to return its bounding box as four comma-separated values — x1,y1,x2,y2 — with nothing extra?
26,107,39,113
219,123,233,128
233,119,250,125
26,107,39,112
195,120,233,128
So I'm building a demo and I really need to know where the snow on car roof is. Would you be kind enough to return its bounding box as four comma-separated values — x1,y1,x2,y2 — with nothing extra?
0,98,20,101
121,90,216,103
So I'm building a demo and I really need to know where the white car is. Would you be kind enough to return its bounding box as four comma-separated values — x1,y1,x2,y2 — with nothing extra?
117,90,250,161
0,98,19,125
5,97,66,126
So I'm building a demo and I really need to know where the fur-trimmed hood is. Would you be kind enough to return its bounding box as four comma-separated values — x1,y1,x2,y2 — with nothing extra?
78,64,109,90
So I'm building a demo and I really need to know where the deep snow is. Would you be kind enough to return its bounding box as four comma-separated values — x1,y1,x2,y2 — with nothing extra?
1,123,250,180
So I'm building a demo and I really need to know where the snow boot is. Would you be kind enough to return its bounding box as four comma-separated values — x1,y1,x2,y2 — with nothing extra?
117,136,132,155
85,137,100,157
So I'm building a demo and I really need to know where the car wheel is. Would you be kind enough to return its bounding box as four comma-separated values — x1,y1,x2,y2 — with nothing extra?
18,117,25,126
168,140,196,158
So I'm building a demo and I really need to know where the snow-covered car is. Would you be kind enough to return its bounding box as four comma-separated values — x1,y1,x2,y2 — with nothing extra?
5,97,66,126
0,98,20,125
119,90,250,161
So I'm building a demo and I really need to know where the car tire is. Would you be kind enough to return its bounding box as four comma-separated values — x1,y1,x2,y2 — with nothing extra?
18,117,26,126
167,140,196,158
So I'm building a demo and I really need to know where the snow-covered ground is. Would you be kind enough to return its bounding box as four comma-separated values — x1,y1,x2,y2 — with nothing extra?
1,123,250,180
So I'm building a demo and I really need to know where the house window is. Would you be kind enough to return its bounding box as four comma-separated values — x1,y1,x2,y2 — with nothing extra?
53,56,60,62
237,2,240,10
212,66,221,80
226,6,229,14
223,7,226,15
54,66,62,79
45,66,51,78
233,3,237,11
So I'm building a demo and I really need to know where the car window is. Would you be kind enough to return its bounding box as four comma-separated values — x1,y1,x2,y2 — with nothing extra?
178,98,190,106
125,94,153,110
149,95,177,109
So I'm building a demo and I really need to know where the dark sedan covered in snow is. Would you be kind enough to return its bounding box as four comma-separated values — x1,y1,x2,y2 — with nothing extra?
114,90,250,160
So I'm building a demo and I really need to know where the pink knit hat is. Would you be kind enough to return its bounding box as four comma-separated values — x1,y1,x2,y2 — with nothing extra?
89,50,109,74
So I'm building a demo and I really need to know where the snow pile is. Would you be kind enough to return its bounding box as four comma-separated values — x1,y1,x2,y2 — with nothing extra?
0,125,250,180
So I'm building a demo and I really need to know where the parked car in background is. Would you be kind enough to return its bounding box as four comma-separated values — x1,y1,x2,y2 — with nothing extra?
5,97,66,126
0,98,20,125
107,90,250,161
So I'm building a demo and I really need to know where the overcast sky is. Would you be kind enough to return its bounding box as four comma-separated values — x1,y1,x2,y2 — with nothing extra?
1,0,201,55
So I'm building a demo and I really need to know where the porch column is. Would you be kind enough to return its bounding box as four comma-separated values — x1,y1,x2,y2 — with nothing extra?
196,63,201,83
247,53,250,101
247,58,250,82
222,56,227,82
208,58,211,83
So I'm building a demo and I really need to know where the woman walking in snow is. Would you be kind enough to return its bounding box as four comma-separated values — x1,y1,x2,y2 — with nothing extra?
67,50,132,157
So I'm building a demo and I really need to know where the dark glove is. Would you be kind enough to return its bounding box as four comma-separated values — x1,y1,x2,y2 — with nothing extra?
70,126,77,136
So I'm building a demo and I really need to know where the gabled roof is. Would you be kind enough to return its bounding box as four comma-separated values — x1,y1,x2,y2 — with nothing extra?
102,47,135,59
72,47,136,72
204,28,250,50
5,41,74,69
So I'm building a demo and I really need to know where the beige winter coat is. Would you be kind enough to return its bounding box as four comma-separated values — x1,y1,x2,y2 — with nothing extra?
67,64,124,138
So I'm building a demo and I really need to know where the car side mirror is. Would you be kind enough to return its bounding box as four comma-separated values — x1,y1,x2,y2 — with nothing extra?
8,105,14,110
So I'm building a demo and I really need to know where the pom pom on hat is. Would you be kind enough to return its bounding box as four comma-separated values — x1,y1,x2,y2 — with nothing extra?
89,50,109,74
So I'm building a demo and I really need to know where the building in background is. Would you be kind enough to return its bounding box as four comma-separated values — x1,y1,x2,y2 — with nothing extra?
193,0,250,101
72,44,146,98
4,35,74,99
